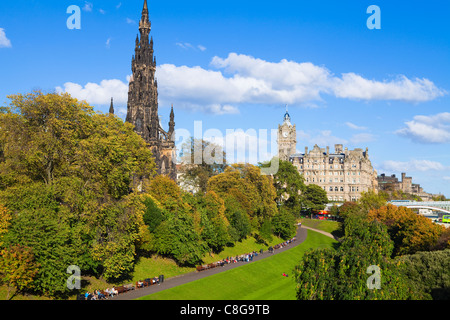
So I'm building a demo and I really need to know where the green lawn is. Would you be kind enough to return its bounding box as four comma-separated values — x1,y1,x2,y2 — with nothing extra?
131,234,286,282
138,229,337,300
299,218,342,236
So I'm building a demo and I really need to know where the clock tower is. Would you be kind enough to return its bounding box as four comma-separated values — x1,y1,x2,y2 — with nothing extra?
277,107,297,161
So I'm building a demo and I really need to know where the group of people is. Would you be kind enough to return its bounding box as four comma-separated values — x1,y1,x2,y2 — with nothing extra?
197,250,262,271
81,276,162,300
223,250,260,264
83,288,118,300
136,276,160,288
268,237,297,253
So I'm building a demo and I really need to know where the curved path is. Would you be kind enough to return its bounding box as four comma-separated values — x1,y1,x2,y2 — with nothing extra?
112,225,332,300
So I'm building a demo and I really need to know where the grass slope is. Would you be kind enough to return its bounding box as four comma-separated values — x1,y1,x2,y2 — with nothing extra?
138,230,337,300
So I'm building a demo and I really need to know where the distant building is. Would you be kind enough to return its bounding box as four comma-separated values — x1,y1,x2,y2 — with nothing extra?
277,111,378,202
377,172,433,201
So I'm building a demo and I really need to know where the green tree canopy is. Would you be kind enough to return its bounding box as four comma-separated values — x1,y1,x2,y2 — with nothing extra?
260,158,305,214
0,91,156,295
302,184,329,212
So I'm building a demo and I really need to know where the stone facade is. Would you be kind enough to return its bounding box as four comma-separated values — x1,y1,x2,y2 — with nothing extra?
125,0,176,181
277,109,297,161
377,172,433,201
277,112,378,202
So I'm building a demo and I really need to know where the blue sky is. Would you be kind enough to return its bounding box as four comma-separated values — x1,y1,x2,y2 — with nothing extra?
1,0,449,196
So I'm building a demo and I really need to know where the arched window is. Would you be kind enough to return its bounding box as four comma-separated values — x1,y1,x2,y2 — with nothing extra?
135,117,143,132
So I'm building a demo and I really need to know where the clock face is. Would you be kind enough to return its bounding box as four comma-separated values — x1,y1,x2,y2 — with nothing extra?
283,131,288,137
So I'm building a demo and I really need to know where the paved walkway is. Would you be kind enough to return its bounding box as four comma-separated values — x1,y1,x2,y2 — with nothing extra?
112,225,330,300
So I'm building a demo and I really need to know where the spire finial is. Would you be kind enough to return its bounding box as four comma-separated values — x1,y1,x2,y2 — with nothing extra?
109,97,114,115
139,0,151,32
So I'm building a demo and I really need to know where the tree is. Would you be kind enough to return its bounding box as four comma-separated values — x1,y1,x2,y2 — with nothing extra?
208,164,278,227
302,184,328,213
357,190,387,212
294,214,418,300
145,175,184,212
272,208,297,240
398,249,450,300
0,204,11,246
223,194,251,242
0,91,156,295
0,245,39,300
142,195,166,233
367,204,445,256
260,158,305,215
199,208,230,253
152,210,209,266
179,137,227,193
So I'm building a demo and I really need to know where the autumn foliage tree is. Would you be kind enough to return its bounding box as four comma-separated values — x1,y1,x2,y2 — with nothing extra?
0,91,156,295
294,214,418,300
367,204,445,256
207,164,277,228
0,245,39,300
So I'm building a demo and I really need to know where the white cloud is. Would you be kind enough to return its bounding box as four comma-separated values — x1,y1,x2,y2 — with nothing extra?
105,38,112,48
396,112,450,144
309,130,348,147
55,79,129,106
350,133,376,144
99,9,106,14
381,159,449,172
126,18,136,24
345,122,367,130
0,28,12,48
444,177,450,182
83,2,93,12
116,3,122,9
176,42,207,52
332,73,445,103
55,52,445,115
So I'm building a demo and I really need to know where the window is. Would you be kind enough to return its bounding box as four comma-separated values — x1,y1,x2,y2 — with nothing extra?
329,186,333,192
335,187,338,192
135,117,143,132
340,187,344,192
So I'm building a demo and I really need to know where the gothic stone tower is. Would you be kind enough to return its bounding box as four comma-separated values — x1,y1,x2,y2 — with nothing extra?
126,0,177,181
277,107,297,161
